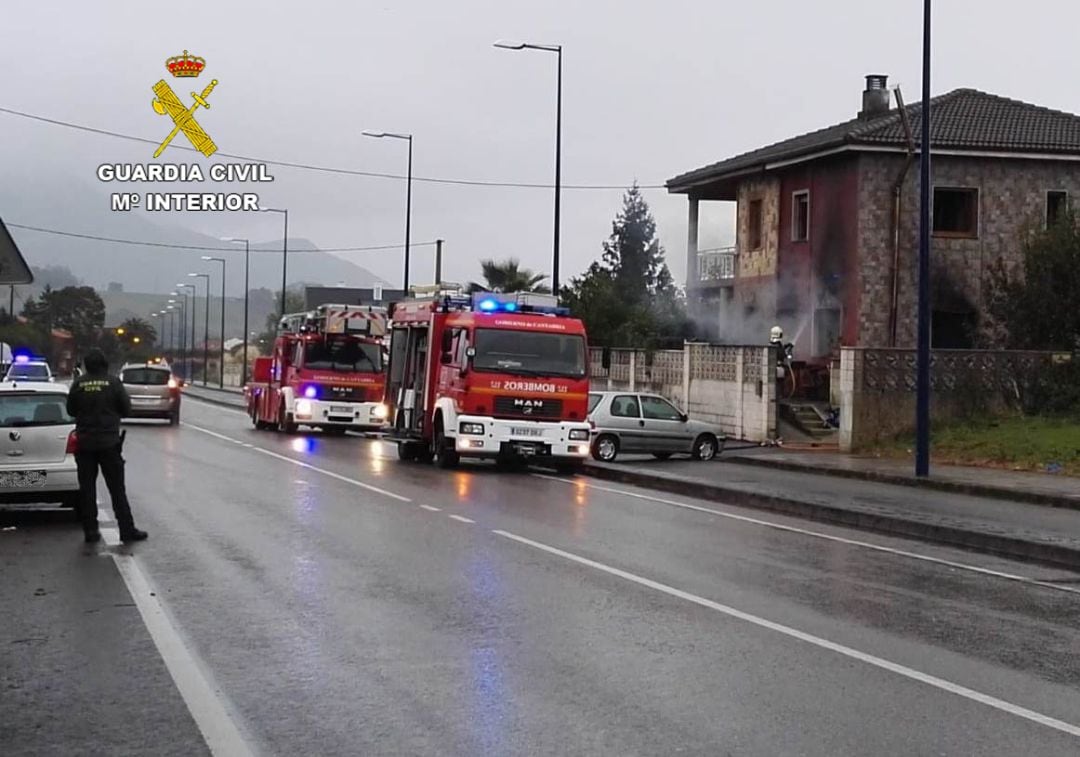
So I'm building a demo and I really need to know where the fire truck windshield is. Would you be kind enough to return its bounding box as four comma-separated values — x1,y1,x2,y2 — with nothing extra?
303,337,382,373
472,329,586,378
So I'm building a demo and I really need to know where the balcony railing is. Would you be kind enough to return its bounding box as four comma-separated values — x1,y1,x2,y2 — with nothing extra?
697,247,736,282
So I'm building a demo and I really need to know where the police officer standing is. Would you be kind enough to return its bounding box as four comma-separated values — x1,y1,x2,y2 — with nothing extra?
65,349,148,544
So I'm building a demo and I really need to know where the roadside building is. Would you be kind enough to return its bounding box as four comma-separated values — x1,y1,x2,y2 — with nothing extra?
668,75,1080,361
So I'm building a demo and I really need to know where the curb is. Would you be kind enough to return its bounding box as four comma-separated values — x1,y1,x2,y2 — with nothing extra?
581,464,1080,571
723,455,1080,512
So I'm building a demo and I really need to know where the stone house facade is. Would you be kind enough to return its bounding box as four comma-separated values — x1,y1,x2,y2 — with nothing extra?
668,75,1080,360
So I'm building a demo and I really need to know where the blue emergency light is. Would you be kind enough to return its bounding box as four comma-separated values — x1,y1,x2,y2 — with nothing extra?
471,291,566,315
303,385,318,399
13,352,31,364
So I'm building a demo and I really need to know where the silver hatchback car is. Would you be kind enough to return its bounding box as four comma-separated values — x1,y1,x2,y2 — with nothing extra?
0,383,79,508
587,391,725,463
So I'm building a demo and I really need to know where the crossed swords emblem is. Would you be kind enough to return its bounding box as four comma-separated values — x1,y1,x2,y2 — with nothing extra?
151,78,218,158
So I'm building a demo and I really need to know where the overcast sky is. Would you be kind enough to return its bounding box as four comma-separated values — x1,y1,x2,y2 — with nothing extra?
3,0,1079,291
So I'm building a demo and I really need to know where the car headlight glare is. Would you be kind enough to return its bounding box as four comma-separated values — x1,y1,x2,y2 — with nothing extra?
568,428,590,441
295,399,313,415
373,403,389,419
459,422,485,435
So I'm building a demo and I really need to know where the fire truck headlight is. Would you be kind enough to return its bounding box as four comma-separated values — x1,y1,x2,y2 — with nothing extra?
303,385,318,399
295,399,313,416
372,403,389,420
568,429,590,441
459,422,485,436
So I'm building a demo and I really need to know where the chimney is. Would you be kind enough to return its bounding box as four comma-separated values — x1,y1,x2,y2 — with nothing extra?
859,74,891,119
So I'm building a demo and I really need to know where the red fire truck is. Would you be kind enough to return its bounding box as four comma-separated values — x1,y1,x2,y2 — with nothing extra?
246,304,389,434
384,290,591,469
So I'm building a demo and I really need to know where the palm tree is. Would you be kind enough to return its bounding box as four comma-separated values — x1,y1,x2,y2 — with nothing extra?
117,317,157,348
469,258,551,294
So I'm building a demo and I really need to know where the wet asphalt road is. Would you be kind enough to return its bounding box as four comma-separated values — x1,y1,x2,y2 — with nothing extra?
6,395,1080,756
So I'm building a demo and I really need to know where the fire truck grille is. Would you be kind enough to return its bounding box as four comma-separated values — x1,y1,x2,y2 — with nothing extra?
494,396,563,419
325,386,372,402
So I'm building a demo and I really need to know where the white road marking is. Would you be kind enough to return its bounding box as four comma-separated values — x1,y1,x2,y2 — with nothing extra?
419,505,442,512
448,514,475,524
100,527,255,756
493,528,1080,739
182,421,411,503
534,474,1080,595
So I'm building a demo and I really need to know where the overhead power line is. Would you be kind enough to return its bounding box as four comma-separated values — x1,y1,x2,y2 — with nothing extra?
6,222,433,254
0,106,665,191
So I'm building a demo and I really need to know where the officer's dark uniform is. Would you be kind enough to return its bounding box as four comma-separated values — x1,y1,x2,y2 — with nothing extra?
65,353,146,543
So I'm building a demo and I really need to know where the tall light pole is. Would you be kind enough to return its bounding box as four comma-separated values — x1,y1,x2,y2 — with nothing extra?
262,207,289,315
170,292,188,380
164,305,177,361
222,238,251,386
494,39,562,295
177,283,197,382
915,0,933,477
188,273,211,386
362,131,413,292
201,255,227,388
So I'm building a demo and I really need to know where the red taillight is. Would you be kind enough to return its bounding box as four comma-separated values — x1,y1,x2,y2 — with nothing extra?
65,431,78,455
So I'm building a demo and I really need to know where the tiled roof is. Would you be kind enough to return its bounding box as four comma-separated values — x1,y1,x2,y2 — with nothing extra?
667,89,1080,190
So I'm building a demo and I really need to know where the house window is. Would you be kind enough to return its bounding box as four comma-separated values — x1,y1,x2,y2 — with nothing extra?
932,188,979,238
1047,191,1068,227
792,190,810,242
747,199,763,250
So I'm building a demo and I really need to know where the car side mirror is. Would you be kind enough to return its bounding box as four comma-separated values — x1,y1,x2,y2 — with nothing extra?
680,413,689,423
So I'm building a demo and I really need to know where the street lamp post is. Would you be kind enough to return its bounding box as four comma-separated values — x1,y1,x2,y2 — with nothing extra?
362,131,413,292
170,292,188,380
177,283,197,381
201,256,227,388
222,238,251,386
494,39,562,294
188,273,211,386
915,0,933,477
262,208,289,315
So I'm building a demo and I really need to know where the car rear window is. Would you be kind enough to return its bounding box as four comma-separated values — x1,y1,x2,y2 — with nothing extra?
121,368,170,385
0,393,72,427
6,364,50,380
588,394,602,414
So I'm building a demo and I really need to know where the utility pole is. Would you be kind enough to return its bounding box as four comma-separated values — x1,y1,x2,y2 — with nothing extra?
915,0,933,477
434,239,443,284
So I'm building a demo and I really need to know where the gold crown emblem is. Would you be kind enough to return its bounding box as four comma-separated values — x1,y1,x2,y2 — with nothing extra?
165,50,205,78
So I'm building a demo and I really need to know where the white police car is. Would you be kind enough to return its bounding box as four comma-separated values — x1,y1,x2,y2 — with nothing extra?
0,382,79,508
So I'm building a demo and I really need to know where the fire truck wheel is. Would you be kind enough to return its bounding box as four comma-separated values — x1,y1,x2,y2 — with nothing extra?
434,421,459,469
278,403,298,434
592,434,619,462
397,442,418,461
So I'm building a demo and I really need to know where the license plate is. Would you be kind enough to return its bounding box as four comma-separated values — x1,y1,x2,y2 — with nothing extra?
330,405,352,414
511,427,544,437
133,398,158,404
0,470,46,488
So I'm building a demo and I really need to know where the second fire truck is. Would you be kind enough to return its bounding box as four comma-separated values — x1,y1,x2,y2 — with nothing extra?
384,289,591,469
246,303,389,434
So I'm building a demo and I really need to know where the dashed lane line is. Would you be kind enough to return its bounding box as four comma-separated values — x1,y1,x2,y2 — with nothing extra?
100,527,257,757
533,474,1080,596
493,527,1080,740
182,421,411,503
447,514,475,524
419,505,442,512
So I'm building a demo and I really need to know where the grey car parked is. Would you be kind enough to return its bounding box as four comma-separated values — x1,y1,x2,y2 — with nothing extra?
587,391,725,463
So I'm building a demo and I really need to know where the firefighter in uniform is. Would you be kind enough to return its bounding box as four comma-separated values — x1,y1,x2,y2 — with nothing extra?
65,349,148,544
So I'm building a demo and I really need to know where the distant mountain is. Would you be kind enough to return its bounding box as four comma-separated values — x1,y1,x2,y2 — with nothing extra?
0,167,387,297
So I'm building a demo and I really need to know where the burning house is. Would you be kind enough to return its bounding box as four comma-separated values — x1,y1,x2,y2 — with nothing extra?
668,75,1080,361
